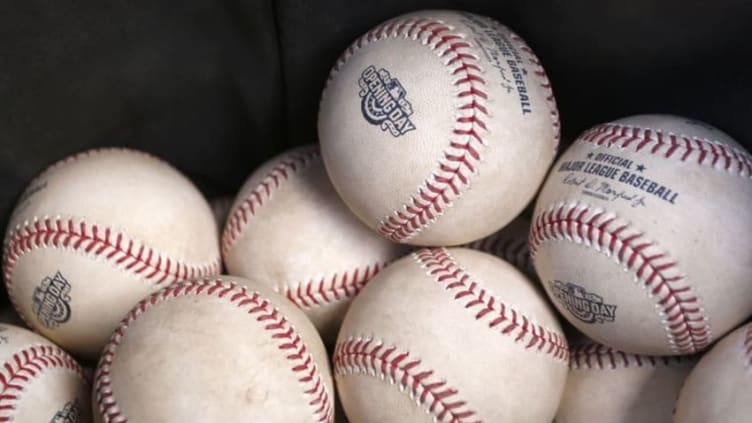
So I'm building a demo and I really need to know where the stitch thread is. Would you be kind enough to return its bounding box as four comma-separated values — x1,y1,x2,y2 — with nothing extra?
325,16,558,243
94,279,333,423
334,337,480,423
0,345,86,422
3,217,221,292
414,248,568,361
220,146,388,309
284,262,387,309
569,342,696,370
372,19,489,243
529,202,711,354
221,146,321,255
580,123,752,176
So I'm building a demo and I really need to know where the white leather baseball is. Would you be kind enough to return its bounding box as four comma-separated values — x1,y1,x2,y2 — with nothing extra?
334,247,568,422
0,323,91,422
2,148,221,358
221,145,406,344
555,342,695,423
318,10,559,246
674,321,752,422
464,215,535,279
93,277,335,422
531,115,752,355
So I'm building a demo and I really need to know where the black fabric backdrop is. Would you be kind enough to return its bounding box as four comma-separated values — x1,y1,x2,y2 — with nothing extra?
1,0,751,227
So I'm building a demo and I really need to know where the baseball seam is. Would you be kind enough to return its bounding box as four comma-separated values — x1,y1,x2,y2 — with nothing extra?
334,337,480,423
221,146,321,255
0,344,87,422
464,232,534,278
220,146,389,309
3,217,221,300
580,123,752,176
326,17,558,243
413,248,568,362
284,262,387,309
529,201,711,354
94,279,333,423
569,342,696,370
363,19,488,243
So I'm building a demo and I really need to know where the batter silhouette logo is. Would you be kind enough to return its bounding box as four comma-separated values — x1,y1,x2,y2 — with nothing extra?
32,271,72,329
358,65,416,137
549,280,617,324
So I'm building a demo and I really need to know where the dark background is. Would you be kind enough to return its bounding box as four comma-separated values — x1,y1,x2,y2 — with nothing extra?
2,0,751,224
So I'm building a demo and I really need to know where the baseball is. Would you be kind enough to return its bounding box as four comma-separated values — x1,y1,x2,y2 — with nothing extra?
2,148,221,358
93,277,335,422
0,323,91,422
318,10,559,246
673,321,752,422
334,247,568,422
555,342,696,423
530,115,752,355
221,145,405,344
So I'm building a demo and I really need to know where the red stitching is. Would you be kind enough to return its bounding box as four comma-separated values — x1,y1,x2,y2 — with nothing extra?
284,262,387,309
414,248,568,361
569,342,696,370
334,337,480,423
464,229,534,278
744,324,752,368
221,146,320,256
94,279,334,423
579,123,752,176
2,217,221,295
529,202,711,354
376,20,487,243
0,345,86,422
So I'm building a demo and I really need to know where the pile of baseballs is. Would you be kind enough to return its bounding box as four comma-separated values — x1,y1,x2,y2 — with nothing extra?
1,9,750,423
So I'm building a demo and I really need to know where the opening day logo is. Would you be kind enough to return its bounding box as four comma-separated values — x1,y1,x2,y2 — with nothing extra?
358,65,416,137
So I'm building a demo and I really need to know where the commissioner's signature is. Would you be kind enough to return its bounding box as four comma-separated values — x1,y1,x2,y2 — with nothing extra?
562,173,646,208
